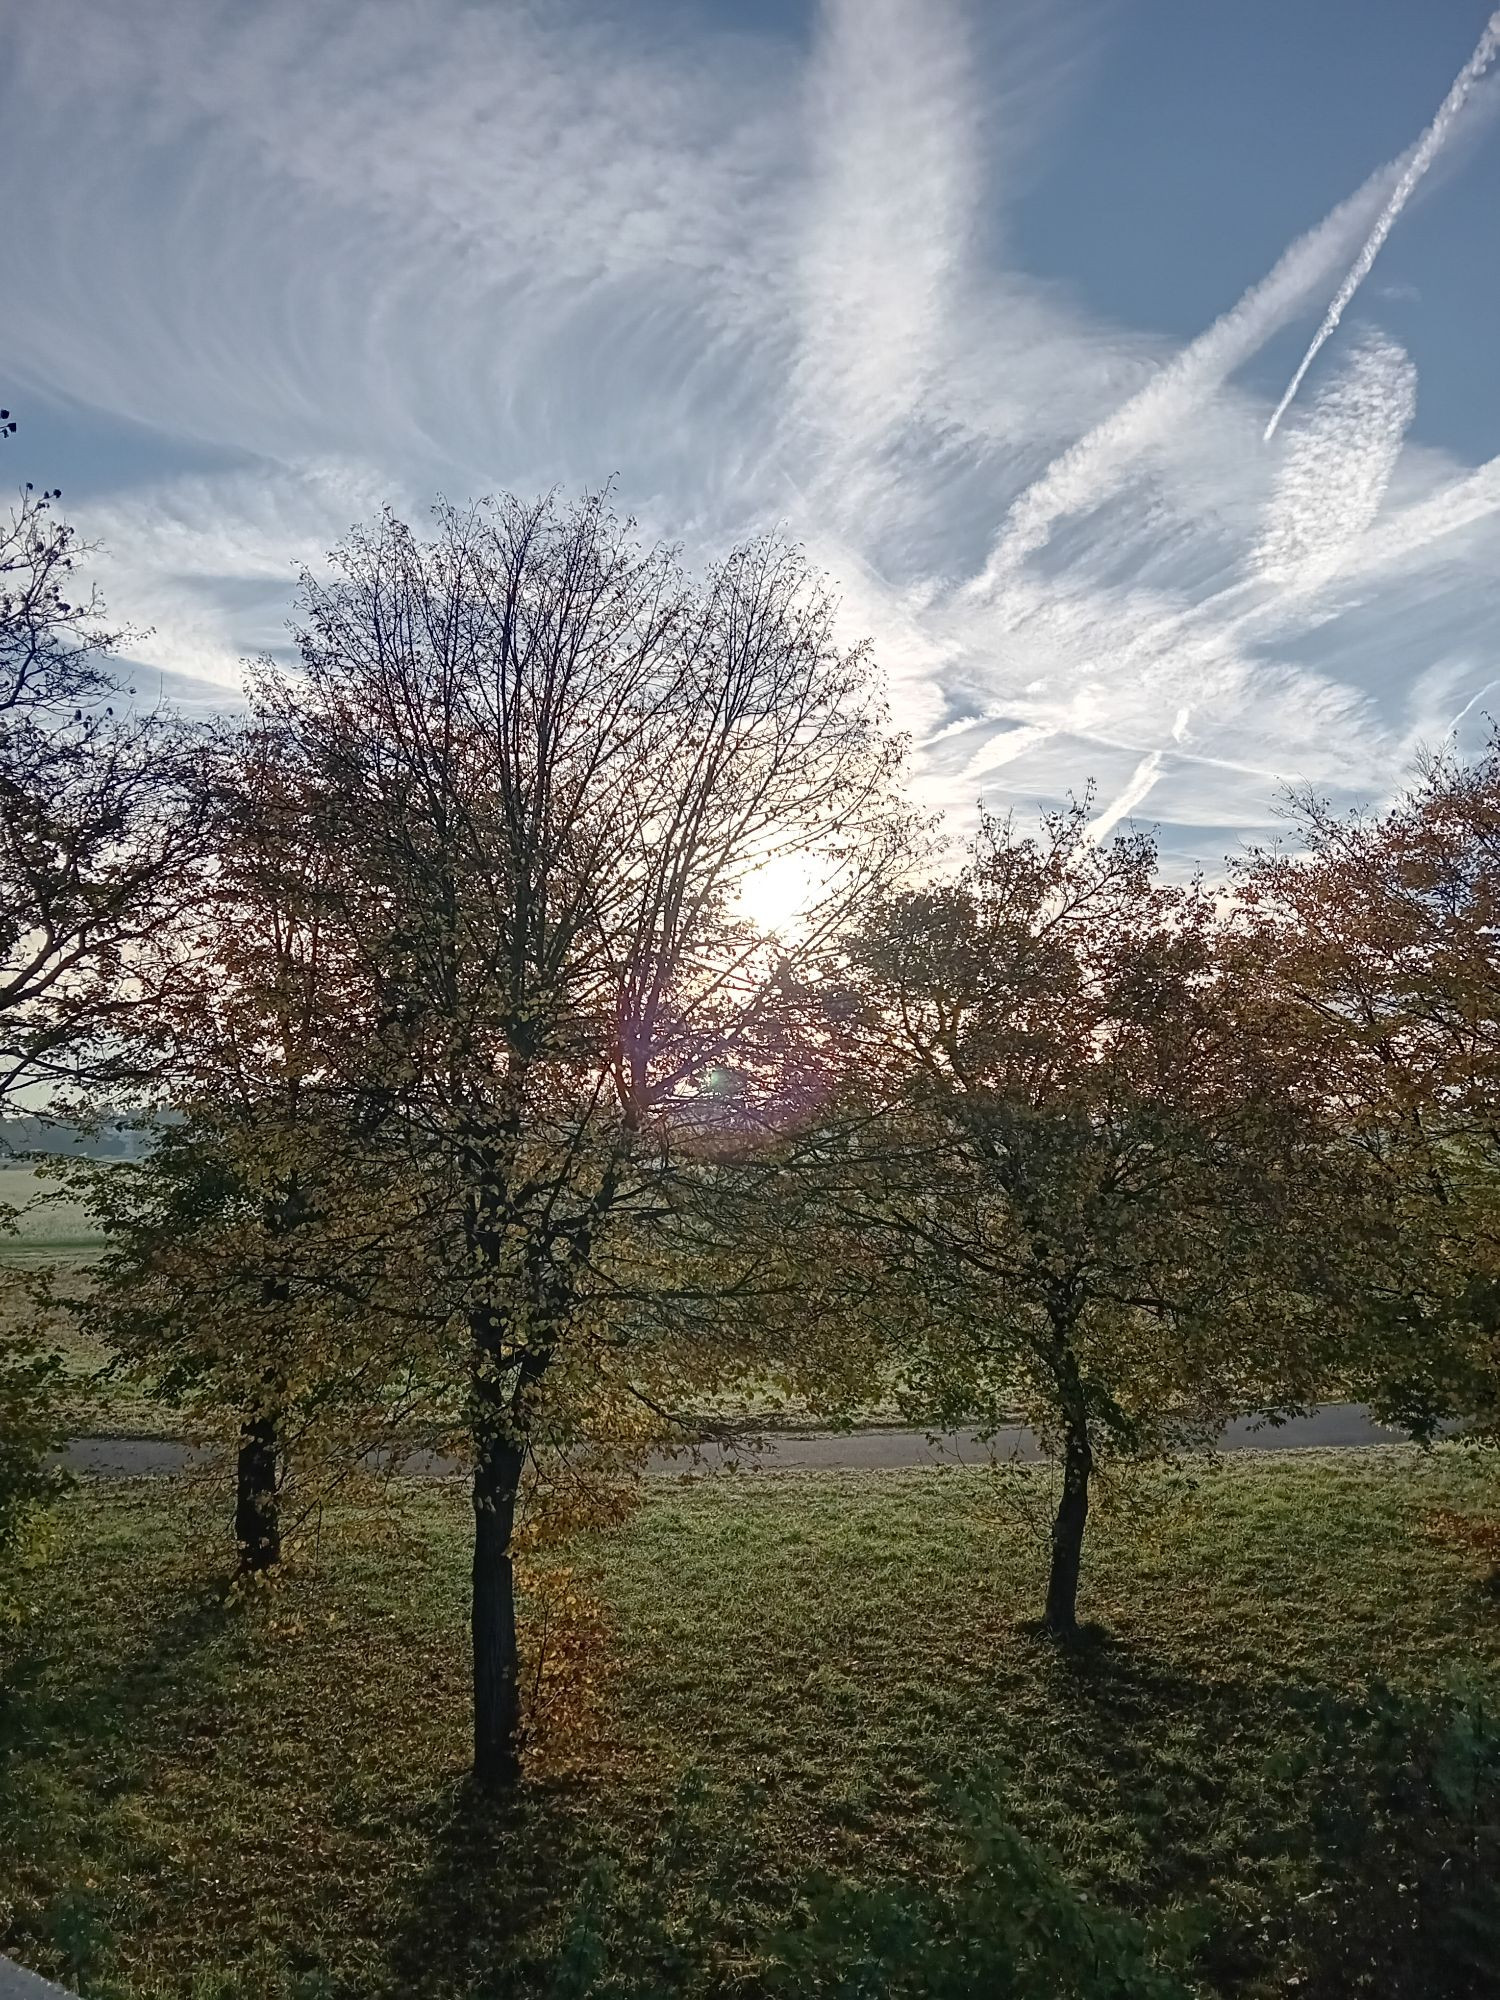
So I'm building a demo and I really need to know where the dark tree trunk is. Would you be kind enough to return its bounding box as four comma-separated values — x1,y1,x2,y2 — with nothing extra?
1044,1415,1092,1638
471,1421,526,1794
237,1216,300,1576
234,1411,281,1573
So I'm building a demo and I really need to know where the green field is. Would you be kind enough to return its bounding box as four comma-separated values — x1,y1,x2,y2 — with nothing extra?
0,1165,887,1442
0,1163,184,1440
0,1163,106,1255
3,1448,1499,1998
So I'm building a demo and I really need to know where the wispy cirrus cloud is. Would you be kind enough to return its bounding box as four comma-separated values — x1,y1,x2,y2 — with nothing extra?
1,0,1497,872
1252,332,1418,590
797,0,978,457
966,156,1406,591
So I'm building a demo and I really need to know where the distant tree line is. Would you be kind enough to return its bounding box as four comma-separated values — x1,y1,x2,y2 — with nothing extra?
5,429,1500,1794
0,1113,154,1158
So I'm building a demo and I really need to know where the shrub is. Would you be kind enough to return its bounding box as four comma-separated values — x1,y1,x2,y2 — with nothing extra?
1275,1682,1500,1998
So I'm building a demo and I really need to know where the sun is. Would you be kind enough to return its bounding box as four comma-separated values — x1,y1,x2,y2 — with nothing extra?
733,854,824,938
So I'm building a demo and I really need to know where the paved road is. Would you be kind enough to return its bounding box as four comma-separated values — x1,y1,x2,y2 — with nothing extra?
0,1950,78,1999
57,1405,1416,1481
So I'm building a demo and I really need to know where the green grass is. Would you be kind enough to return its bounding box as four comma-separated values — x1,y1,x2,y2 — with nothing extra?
35,1319,186,1440
3,1449,1499,1998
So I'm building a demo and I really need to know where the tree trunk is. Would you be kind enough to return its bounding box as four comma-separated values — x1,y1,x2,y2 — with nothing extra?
234,1411,281,1573
1044,1415,1092,1638
237,1226,298,1576
471,1422,526,1794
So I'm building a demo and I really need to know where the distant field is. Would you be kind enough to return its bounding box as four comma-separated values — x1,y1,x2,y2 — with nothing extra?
0,1161,107,1253
0,1162,184,1437
0,1161,890,1441
4,1447,1499,1998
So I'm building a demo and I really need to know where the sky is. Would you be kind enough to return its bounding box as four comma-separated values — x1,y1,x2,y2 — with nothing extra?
3,0,1499,874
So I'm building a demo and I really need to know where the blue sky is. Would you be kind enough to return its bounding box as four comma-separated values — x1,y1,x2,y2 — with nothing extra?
3,0,1499,869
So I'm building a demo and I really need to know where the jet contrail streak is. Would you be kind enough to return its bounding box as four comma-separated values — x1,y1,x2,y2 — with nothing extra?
1089,750,1164,844
1445,678,1500,741
965,156,1400,592
1264,9,1500,441
1347,450,1500,573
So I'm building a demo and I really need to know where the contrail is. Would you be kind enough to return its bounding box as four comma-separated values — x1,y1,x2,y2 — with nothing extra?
1445,677,1500,741
1264,9,1500,441
1345,448,1500,574
1089,750,1164,844
965,156,1399,592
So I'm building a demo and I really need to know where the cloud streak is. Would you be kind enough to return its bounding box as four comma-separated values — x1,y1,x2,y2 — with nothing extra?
966,154,1402,589
1263,8,1500,439
797,0,977,456
1253,332,1417,589
1088,751,1164,843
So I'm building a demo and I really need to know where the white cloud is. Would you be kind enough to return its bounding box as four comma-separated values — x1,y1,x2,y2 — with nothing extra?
0,0,1495,876
83,460,406,688
1088,751,1164,843
966,153,1405,590
1252,332,1418,590
797,0,977,456
1347,450,1500,576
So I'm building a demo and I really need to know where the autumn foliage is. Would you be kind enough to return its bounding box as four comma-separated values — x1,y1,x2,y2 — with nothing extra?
11,461,1500,1793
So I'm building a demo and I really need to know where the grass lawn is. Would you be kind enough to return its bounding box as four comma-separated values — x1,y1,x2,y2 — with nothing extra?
3,1448,1499,1998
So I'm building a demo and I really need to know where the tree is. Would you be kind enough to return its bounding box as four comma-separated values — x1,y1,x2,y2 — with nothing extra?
0,1290,62,1626
0,414,201,1604
76,723,440,1573
254,493,904,1787
0,416,202,1103
1239,736,1500,1442
839,800,1328,1637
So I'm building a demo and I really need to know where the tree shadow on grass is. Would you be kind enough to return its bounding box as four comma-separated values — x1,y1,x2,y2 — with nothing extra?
380,1778,597,2000
0,1583,241,1988
1,1581,237,1764
990,1622,1376,1890
996,1621,1500,1996
382,1768,772,2000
